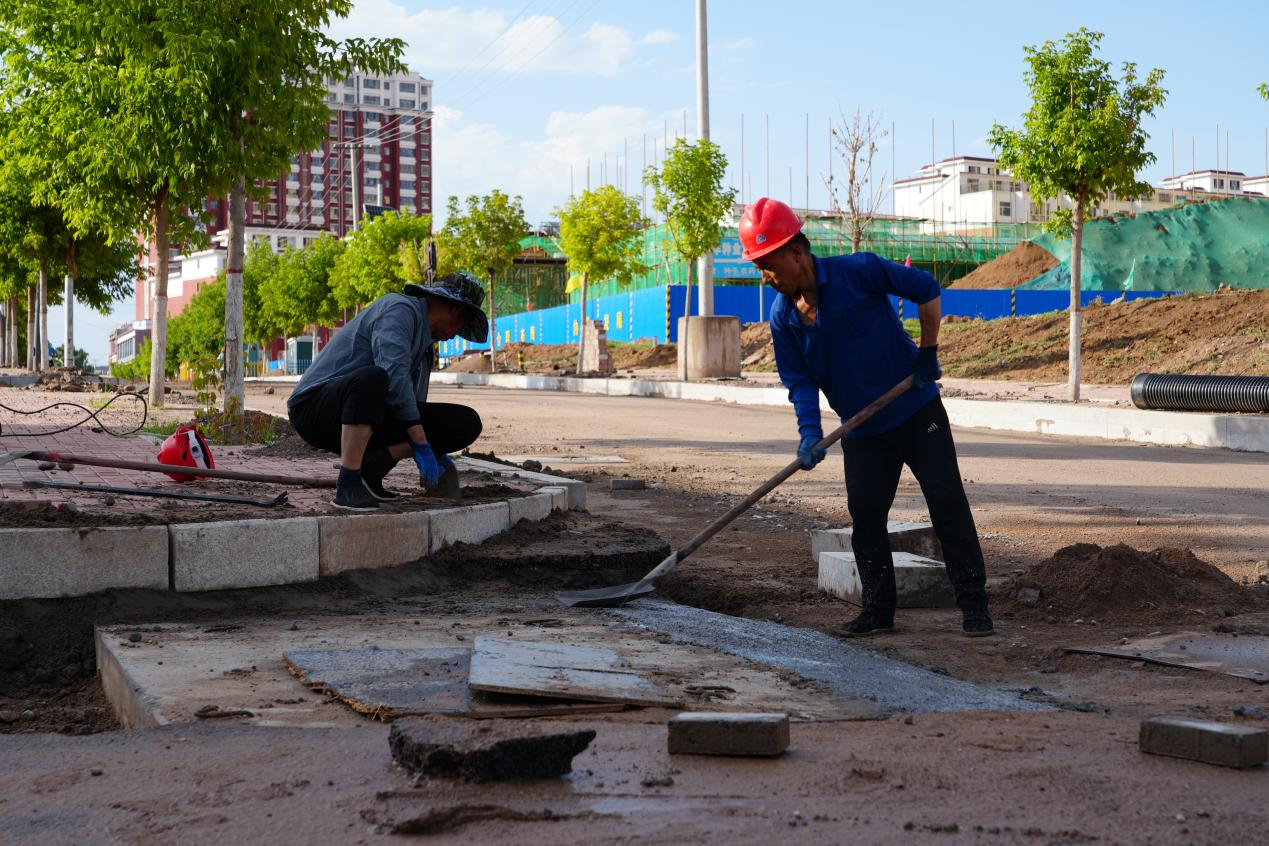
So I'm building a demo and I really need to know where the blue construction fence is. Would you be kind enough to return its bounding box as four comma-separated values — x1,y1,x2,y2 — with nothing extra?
436,286,1177,358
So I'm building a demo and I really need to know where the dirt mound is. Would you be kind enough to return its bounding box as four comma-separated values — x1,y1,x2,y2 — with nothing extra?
950,241,1059,289
942,289,1269,382
444,352,493,373
612,342,677,369
740,322,777,370
1001,543,1263,625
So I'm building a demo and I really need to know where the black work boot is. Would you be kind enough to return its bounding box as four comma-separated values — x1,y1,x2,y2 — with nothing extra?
962,609,995,638
837,609,895,638
360,448,401,502
332,468,379,512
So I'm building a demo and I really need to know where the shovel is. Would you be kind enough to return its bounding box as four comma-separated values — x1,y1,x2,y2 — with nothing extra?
557,376,914,608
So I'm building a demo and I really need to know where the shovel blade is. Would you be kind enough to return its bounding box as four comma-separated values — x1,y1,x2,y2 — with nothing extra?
556,579,657,608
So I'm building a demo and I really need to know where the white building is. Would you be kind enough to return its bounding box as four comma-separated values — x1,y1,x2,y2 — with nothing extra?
1243,175,1269,196
893,155,1217,231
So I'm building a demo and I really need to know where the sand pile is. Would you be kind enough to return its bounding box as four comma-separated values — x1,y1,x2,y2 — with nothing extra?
950,241,1059,289
1002,543,1262,624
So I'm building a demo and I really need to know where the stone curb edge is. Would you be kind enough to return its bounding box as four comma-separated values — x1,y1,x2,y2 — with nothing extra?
0,460,584,601
432,372,1269,453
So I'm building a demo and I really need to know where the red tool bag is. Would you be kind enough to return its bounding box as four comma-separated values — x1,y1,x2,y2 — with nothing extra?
157,425,216,482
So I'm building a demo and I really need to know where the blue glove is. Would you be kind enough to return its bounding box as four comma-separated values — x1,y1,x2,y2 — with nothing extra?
436,451,455,474
797,434,827,470
911,345,942,391
411,442,442,488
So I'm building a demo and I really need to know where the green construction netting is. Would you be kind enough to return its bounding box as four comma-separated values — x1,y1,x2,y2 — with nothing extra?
1024,197,1269,292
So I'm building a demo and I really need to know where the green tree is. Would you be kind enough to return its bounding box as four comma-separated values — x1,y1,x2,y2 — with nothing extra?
260,233,345,358
643,138,735,297
167,277,227,370
989,28,1165,402
330,210,433,308
51,344,89,369
242,239,284,370
201,4,403,414
437,191,528,370
1,0,226,406
555,186,646,373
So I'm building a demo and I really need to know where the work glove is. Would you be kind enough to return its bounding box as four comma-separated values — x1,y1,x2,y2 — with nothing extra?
797,434,827,471
436,452,456,475
911,345,942,391
411,442,442,489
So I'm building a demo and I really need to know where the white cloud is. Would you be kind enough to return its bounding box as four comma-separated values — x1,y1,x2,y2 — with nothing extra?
641,28,681,45
330,2,640,77
432,104,689,224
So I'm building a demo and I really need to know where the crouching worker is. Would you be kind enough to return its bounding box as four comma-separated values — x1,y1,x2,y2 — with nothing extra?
287,273,488,511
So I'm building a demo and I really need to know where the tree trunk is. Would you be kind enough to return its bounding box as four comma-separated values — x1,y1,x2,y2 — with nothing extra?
62,239,77,368
0,299,7,367
575,271,589,375
1068,195,1084,403
37,263,48,371
223,175,247,413
149,196,171,407
26,286,36,369
487,269,498,374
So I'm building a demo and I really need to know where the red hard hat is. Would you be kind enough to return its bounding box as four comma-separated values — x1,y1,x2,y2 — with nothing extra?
739,198,803,261
157,425,215,482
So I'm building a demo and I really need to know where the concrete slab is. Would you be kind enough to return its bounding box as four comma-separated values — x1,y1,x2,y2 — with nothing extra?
818,550,956,608
317,511,430,577
507,491,553,526
428,501,510,552
610,478,647,491
1139,715,1268,768
0,526,168,599
93,606,882,728
170,517,319,592
810,521,942,563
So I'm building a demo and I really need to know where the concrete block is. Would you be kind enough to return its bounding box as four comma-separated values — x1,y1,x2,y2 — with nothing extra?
668,712,790,757
537,486,570,512
811,521,942,563
171,517,319,592
676,315,741,379
389,716,596,781
610,478,646,491
1139,716,1268,768
507,492,553,525
317,511,429,577
818,550,956,608
0,527,168,599
429,502,510,553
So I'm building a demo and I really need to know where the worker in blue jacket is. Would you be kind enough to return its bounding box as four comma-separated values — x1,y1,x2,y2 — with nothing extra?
739,198,993,638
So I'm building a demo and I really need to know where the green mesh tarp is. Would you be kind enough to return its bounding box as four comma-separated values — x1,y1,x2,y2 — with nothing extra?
1024,197,1269,292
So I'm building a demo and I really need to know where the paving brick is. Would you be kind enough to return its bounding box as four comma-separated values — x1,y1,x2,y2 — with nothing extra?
317,511,429,577
811,521,943,563
389,716,595,781
0,527,168,599
507,492,553,526
1139,715,1268,768
428,502,510,553
171,517,319,592
610,478,646,491
668,712,790,757
818,550,956,608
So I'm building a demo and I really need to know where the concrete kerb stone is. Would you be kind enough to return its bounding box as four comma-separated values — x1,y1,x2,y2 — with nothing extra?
507,491,554,526
94,628,166,729
0,526,169,600
171,517,320,592
537,486,570,512
457,457,587,510
811,521,942,563
1139,715,1269,768
819,550,956,608
318,511,430,577
668,712,791,757
429,501,511,553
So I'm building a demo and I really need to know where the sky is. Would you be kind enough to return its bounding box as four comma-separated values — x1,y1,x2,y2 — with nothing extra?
67,0,1269,365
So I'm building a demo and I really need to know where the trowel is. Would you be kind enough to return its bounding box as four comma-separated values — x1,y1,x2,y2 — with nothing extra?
558,376,913,608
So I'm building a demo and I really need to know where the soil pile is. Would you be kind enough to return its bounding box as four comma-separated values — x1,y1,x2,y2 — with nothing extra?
445,352,493,373
941,288,1269,382
950,241,1060,289
1002,543,1264,624
740,323,777,370
612,342,677,369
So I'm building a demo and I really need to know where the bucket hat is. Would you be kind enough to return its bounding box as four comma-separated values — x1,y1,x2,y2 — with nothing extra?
404,273,489,343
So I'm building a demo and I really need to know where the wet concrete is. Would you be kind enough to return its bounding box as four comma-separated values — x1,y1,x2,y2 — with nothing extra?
612,599,1047,714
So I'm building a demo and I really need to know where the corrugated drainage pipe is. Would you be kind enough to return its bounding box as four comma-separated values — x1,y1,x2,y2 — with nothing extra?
1130,373,1269,413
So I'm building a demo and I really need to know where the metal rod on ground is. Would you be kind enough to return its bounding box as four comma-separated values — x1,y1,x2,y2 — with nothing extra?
19,479,289,507
0,450,337,487
558,376,915,608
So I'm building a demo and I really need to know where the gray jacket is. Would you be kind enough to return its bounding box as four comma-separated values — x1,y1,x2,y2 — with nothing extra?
288,293,433,424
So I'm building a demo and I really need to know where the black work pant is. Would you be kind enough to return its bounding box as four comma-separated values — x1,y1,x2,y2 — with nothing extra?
288,365,482,460
842,396,988,616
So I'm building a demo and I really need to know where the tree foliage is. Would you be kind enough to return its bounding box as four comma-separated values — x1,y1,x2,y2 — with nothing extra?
437,191,528,283
644,139,735,274
988,28,1166,236
242,239,283,347
260,234,345,338
167,277,227,368
330,211,433,307
556,186,646,288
